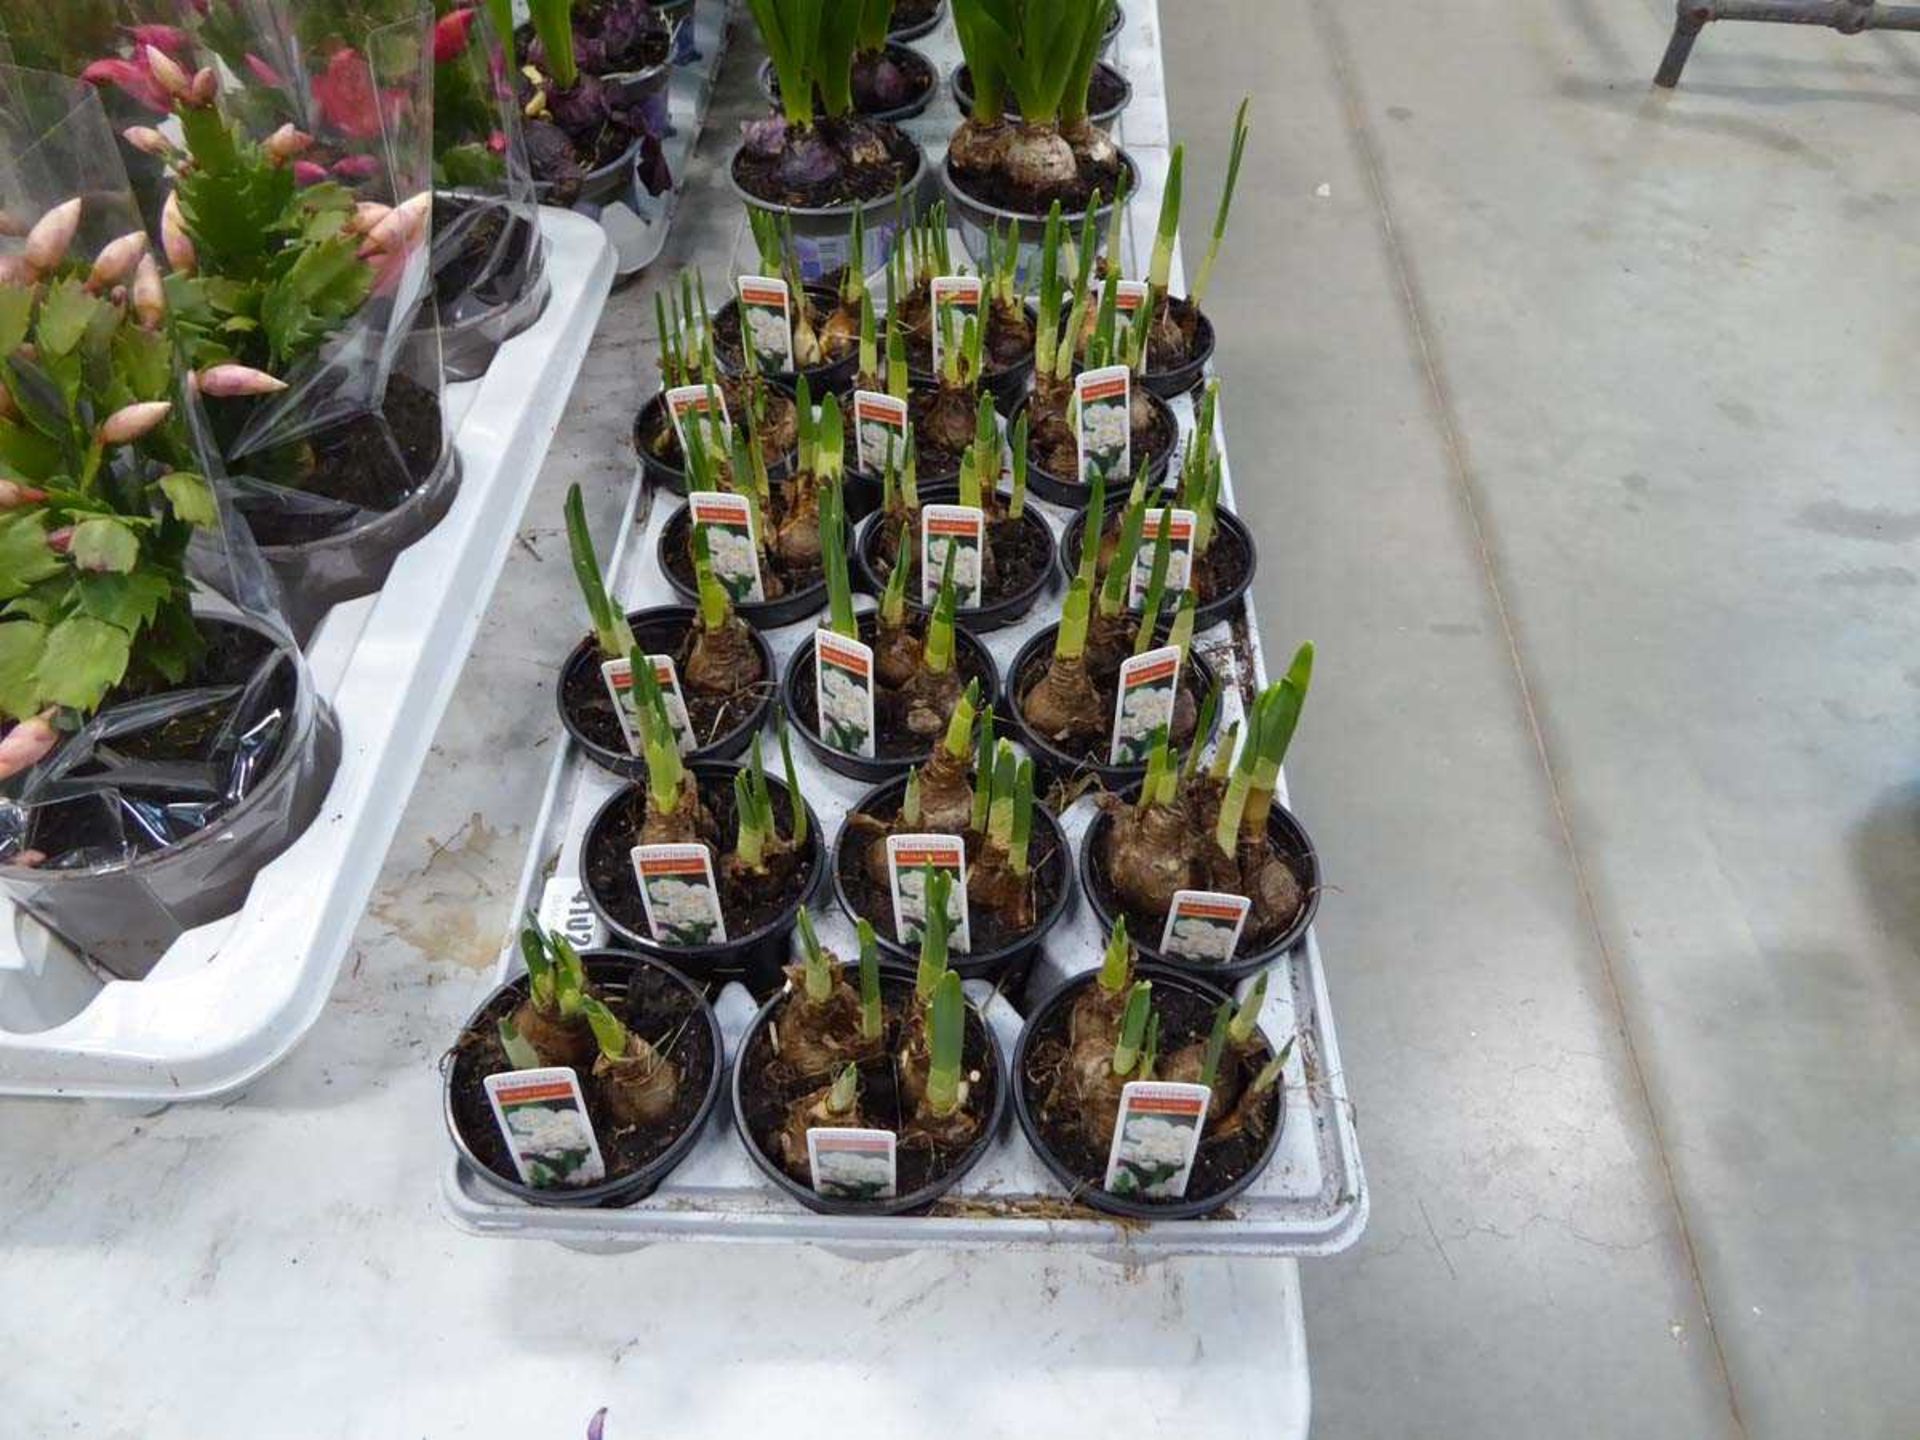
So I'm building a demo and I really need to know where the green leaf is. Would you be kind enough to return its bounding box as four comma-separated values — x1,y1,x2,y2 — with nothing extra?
74,569,171,633
68,517,139,574
3,357,72,441
0,418,61,481
35,613,129,711
0,619,48,717
0,286,33,358
0,511,61,601
158,471,219,529
35,278,106,359
111,325,173,401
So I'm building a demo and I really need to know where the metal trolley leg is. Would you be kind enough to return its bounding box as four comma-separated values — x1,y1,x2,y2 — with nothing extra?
1653,0,1920,87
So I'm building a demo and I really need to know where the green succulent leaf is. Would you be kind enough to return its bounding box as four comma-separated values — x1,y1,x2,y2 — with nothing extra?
35,613,130,711
0,619,49,717
74,569,173,634
0,512,61,601
68,517,138,574
158,471,219,529
0,286,33,358
35,279,107,359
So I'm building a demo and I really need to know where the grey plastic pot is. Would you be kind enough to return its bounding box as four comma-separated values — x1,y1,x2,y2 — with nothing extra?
731,968,1007,1216
756,43,938,124
940,149,1138,286
950,60,1131,128
0,607,341,981
261,439,463,646
728,133,927,283
444,950,725,1208
1010,962,1286,1221
1080,782,1321,981
887,0,946,42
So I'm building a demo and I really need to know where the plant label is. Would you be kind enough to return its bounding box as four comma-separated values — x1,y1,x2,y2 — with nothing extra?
885,833,972,953
1128,507,1197,610
599,655,695,756
630,843,727,947
1110,279,1150,313
537,876,605,953
734,274,794,371
484,1067,609,1190
1159,890,1253,965
920,504,987,608
665,382,730,459
814,629,877,758
929,274,982,374
853,389,911,473
1074,364,1131,488
1104,1081,1211,1201
806,1126,899,1201
1110,644,1183,766
687,491,766,603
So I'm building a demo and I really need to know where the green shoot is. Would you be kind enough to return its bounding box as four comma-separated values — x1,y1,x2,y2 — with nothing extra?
797,906,834,1003
985,739,1017,850
565,484,635,659
827,1062,861,1115
1009,759,1034,877
776,710,808,847
520,913,555,1010
821,479,859,641
958,392,996,511
969,706,995,832
733,771,769,872
922,544,958,674
1166,591,1197,664
1247,1035,1295,1099
817,393,846,487
1182,683,1221,781
498,1017,542,1071
859,291,877,379
528,0,579,88
1033,202,1066,377
1214,689,1264,858
1208,718,1241,783
902,765,923,825
746,0,826,129
1054,574,1092,662
901,431,920,509
1199,1000,1232,1089
1113,980,1152,1076
915,865,952,1002
941,677,982,764
1148,143,1183,298
1244,646,1313,837
1009,412,1030,519
1051,195,1104,383
1138,1011,1161,1081
857,919,883,1040
1229,971,1270,1047
634,651,689,813
1191,98,1251,308
692,525,733,632
1075,473,1107,583
1097,468,1150,619
549,933,588,1017
886,319,910,401
844,204,868,304
880,524,912,626
1133,728,1174,813
1132,515,1175,654
1097,916,1131,995
794,372,816,475
580,995,629,1060
924,969,966,1118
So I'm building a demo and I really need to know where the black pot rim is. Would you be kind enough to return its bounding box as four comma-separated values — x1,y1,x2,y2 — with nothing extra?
1004,623,1224,786
1010,961,1287,1221
780,613,1004,782
828,771,1076,978
755,43,938,125
949,60,1131,127
579,762,825,962
730,967,1009,1215
656,499,826,629
443,949,726,1208
556,605,777,777
1079,784,1321,980
1006,388,1177,509
1057,494,1257,630
852,483,1058,631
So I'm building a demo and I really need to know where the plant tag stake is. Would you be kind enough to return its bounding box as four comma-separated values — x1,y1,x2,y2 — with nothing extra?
1160,890,1253,964
853,389,911,473
630,843,728,947
1104,1081,1211,1200
806,1127,899,1200
1074,364,1131,488
537,876,605,953
1128,507,1196,609
920,504,987,608
687,491,766,603
665,382,730,457
600,655,695,756
885,832,972,952
929,274,982,374
1110,644,1183,766
734,274,794,370
1109,279,1150,314
814,629,877,757
484,1067,609,1190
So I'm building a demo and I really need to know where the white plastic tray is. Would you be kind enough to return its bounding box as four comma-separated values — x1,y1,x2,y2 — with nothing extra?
0,208,615,1100
440,0,1368,1253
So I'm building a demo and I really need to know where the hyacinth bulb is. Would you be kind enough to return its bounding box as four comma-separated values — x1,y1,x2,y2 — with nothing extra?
196,364,287,398
23,199,83,275
96,400,172,445
87,231,148,292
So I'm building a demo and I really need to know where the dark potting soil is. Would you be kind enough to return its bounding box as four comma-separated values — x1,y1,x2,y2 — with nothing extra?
711,287,856,375
1029,389,1176,483
956,63,1127,120
1081,504,1251,605
1148,295,1207,370
1023,981,1280,1206
867,510,1051,613
837,798,1067,952
890,0,940,27
659,500,823,604
792,615,997,761
737,977,999,1197
560,624,772,758
450,962,715,1189
432,197,506,303
730,117,920,209
583,773,815,943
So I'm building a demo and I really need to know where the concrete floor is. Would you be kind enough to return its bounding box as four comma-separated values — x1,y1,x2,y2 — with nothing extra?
1156,0,1920,1435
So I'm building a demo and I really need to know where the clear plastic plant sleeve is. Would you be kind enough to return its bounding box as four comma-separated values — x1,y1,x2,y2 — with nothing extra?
0,69,337,980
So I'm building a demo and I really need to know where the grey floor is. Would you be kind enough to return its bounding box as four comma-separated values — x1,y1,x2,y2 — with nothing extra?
1155,0,1920,1435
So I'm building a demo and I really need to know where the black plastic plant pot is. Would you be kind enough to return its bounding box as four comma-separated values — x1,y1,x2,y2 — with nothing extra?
829,773,1075,986
556,606,777,779
852,484,1057,632
1140,301,1216,400
579,763,826,997
731,968,1006,1215
905,304,1041,417
656,501,826,631
728,132,927,285
0,608,342,981
711,283,862,398
1011,962,1286,1221
443,951,725,1208
1058,497,1257,631
632,382,800,498
887,0,945,42
1006,387,1178,509
781,613,1002,783
1079,785,1321,981
756,44,938,125
1004,623,1223,789
950,61,1131,128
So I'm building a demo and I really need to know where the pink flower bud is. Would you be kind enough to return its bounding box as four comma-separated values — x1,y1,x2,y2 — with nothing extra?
433,7,476,64
0,254,32,287
23,198,82,274
196,364,288,398
131,254,166,328
129,24,193,58
146,46,191,99
245,53,285,88
0,212,27,238
0,713,60,782
161,192,196,274
487,129,508,154
293,160,328,187
123,125,172,157
96,400,172,445
0,478,45,507
188,67,218,106
331,154,379,181
366,190,431,253
263,124,312,162
86,230,148,292
348,201,392,236
46,526,72,553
